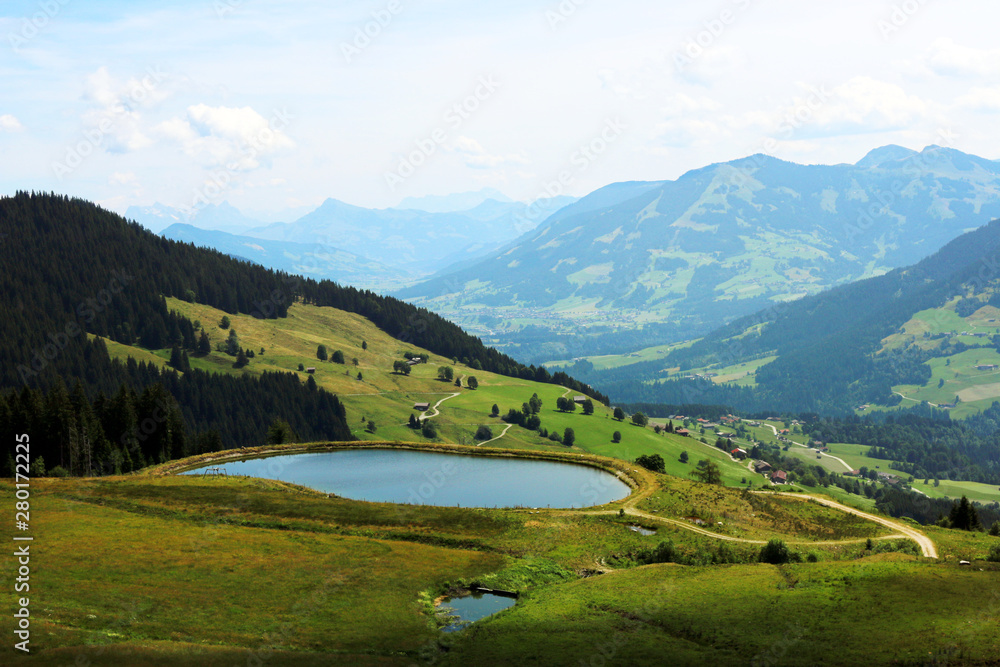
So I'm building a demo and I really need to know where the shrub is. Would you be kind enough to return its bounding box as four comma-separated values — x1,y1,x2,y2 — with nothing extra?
474,425,493,441
988,544,1000,563
635,454,665,473
759,539,793,565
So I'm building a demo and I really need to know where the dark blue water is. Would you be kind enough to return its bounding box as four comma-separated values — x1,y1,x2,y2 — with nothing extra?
439,592,517,632
183,448,630,508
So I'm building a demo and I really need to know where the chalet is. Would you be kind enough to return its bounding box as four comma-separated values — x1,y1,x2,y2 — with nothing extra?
406,359,420,366
779,429,790,435
754,461,772,474
846,469,862,477
718,432,736,439
977,364,998,371
731,448,748,460
770,470,788,484
573,395,587,404
413,402,430,411
877,472,900,485
675,428,690,437
306,367,316,374
697,418,709,424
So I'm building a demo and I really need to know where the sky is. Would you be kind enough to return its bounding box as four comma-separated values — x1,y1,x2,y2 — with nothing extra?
1,0,999,219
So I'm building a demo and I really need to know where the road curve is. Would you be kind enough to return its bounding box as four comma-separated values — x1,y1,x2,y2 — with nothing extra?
769,492,937,558
419,392,461,421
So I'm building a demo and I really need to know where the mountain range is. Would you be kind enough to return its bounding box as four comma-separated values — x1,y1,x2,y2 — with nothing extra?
399,145,1000,363
130,190,577,286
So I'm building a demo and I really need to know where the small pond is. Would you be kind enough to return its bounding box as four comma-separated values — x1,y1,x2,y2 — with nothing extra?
183,448,631,508
438,591,517,632
628,524,656,536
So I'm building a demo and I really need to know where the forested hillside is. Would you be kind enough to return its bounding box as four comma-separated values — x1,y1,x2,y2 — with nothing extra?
0,193,599,475
590,217,1000,414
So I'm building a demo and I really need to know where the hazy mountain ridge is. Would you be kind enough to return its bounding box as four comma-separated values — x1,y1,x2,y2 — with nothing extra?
245,195,578,275
399,145,1000,360
161,223,412,289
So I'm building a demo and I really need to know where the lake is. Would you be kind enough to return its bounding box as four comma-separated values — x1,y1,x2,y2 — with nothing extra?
183,448,630,508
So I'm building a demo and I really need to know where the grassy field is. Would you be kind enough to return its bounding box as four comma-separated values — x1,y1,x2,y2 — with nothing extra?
17,296,997,663
9,455,988,666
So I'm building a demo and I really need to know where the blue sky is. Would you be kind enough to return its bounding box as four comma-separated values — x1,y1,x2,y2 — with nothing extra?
2,0,999,218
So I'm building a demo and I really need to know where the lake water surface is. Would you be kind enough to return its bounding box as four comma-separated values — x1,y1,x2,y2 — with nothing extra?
183,448,631,508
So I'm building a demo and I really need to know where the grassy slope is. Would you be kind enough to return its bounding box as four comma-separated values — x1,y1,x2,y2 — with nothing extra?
442,556,1000,667
877,302,1000,418
102,298,754,484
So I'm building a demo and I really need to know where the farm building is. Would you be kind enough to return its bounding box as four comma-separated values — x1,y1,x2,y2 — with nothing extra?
731,448,748,460
306,367,316,374
754,461,772,474
413,402,430,411
573,395,587,404
770,470,788,484
675,428,690,437
977,364,998,371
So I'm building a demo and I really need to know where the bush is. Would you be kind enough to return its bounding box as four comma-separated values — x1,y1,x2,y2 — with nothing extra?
474,425,493,441
759,539,793,565
612,431,621,443
639,540,676,564
988,544,1000,563
47,465,70,478
635,454,665,474
421,421,437,439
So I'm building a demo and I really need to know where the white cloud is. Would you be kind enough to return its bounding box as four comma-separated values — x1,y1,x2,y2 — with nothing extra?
784,77,935,136
0,115,23,132
79,66,168,153
155,104,294,171
450,136,529,169
956,86,1000,112
923,38,1000,77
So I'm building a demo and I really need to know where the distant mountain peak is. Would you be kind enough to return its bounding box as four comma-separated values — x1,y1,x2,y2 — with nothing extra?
855,144,919,168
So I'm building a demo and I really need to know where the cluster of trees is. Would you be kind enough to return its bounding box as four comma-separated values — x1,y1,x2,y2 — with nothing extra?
406,413,437,439
556,396,593,414
501,393,545,432
0,365,350,477
316,345,346,364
